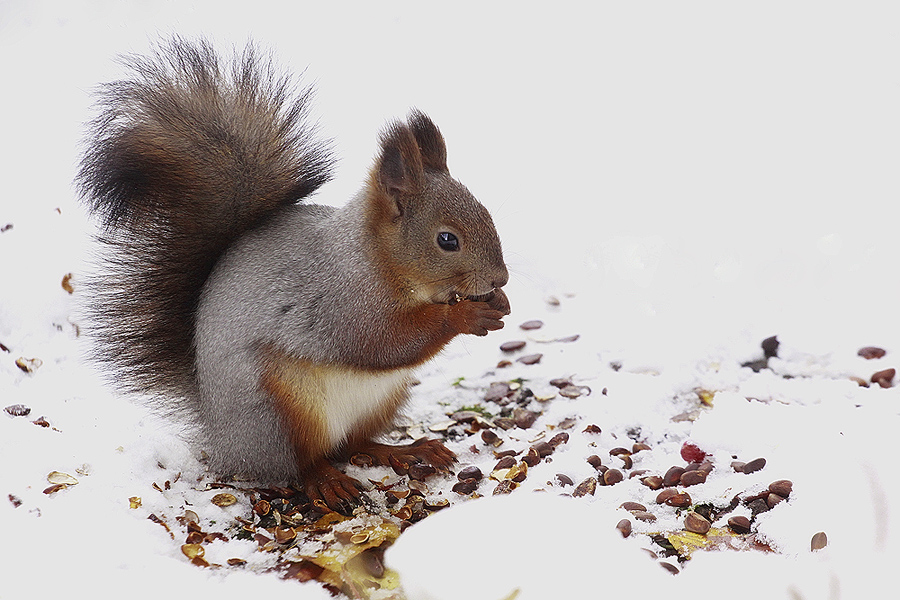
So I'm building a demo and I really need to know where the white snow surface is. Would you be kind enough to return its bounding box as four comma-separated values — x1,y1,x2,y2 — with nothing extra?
2,1,900,599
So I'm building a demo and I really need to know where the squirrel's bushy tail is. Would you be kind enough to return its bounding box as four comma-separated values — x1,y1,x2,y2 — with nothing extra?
77,37,333,402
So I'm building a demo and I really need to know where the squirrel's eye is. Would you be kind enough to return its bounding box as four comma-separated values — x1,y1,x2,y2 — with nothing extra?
437,231,460,252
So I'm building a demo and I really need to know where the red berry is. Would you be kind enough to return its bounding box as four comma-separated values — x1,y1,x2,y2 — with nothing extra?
680,441,707,463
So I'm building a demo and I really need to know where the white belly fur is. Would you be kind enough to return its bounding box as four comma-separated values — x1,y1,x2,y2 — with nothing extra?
320,366,414,447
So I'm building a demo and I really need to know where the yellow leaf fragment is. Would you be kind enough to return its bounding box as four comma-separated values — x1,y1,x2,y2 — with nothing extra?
666,526,756,558
211,492,237,507
697,389,715,406
129,496,142,509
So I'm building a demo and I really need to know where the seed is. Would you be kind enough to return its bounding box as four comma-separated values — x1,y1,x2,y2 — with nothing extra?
494,418,515,430
663,466,685,486
522,447,541,467
660,562,680,575
586,455,602,469
350,453,374,467
727,515,752,534
741,458,767,474
641,475,664,490
513,408,539,429
517,353,543,365
452,479,478,495
768,479,793,498
533,441,554,458
519,320,544,330
458,466,483,481
500,340,527,353
633,511,657,523
583,424,602,434
811,531,828,551
550,378,572,388
762,335,780,359
656,489,678,504
618,454,633,469
4,404,31,417
509,462,528,483
495,456,516,470
481,429,501,446
548,432,570,448
680,470,707,487
484,382,513,402
666,492,692,508
858,346,886,359
872,368,896,388
747,498,770,516
731,461,746,472
617,519,632,538
227,558,247,567
766,493,785,508
603,469,624,485
620,502,647,512
684,511,711,535
573,477,597,497
559,385,586,398
409,463,437,481
632,443,652,453
253,500,271,516
557,417,577,429
609,447,631,457
555,473,574,486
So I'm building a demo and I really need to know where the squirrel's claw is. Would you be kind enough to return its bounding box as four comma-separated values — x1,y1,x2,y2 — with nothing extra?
304,460,365,514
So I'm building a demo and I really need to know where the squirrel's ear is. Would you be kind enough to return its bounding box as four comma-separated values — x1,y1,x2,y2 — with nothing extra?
408,109,448,174
377,122,425,201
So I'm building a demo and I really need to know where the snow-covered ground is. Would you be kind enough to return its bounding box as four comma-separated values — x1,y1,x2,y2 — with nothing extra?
2,2,899,598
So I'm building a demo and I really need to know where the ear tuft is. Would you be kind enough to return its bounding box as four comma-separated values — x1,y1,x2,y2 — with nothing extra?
377,120,425,197
408,109,448,173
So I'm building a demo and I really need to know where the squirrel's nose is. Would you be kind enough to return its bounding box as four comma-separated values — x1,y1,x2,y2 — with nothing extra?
493,265,509,289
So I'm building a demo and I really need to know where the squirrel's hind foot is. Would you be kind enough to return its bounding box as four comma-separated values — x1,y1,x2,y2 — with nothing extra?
303,459,368,515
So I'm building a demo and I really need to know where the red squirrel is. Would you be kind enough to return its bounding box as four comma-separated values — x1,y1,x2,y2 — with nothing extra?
77,38,510,512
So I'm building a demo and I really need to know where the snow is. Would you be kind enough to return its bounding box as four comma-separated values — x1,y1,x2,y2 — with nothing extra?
3,1,900,598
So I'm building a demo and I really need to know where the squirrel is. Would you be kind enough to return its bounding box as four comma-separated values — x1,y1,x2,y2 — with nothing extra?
77,38,510,512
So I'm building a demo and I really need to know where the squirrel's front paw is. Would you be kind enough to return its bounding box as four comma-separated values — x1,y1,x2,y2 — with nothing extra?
452,299,506,336
487,288,511,315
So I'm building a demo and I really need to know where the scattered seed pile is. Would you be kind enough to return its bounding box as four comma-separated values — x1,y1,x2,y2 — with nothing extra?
6,294,896,598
